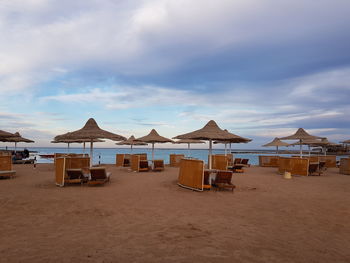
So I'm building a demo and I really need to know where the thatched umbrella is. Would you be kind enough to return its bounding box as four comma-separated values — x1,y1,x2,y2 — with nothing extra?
0,130,15,138
54,118,126,165
262,137,290,155
173,120,250,169
51,138,105,154
173,139,205,157
1,132,34,152
137,129,173,164
279,128,322,157
290,138,335,156
116,135,147,153
341,139,350,144
214,129,251,155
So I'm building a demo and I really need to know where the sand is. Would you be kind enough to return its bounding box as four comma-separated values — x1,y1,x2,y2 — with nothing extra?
0,164,349,263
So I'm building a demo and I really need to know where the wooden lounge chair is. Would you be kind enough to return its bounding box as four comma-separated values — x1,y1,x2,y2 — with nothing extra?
65,168,88,184
212,170,235,192
153,160,164,171
234,158,241,164
241,159,250,167
139,160,149,172
308,163,322,176
88,167,111,185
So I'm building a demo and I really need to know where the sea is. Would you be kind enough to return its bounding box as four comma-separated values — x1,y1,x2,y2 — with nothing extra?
5,146,347,165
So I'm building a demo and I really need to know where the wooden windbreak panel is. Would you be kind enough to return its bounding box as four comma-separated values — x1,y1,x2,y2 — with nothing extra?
211,155,228,170
322,156,336,168
278,157,309,176
55,157,65,186
70,157,90,169
0,156,12,171
170,154,185,167
292,158,309,176
259,156,279,167
116,154,125,167
0,151,11,156
278,157,292,174
178,159,204,191
131,155,140,172
339,158,350,175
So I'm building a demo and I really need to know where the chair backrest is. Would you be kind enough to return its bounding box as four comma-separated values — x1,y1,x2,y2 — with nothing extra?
139,160,149,169
234,158,241,164
154,160,164,169
90,167,107,180
214,170,233,184
241,159,249,165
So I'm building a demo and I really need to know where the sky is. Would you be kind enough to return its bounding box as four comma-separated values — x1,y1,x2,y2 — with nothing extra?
1,0,350,149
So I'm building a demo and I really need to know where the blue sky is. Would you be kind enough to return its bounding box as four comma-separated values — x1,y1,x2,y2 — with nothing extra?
1,0,350,149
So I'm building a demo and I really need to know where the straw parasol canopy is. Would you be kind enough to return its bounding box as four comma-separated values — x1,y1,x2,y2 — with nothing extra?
341,139,350,144
214,129,251,155
137,129,173,163
279,128,322,157
174,120,250,169
0,130,16,138
262,137,290,155
51,138,105,154
116,135,147,153
54,118,126,165
290,138,336,156
173,139,205,157
1,132,34,152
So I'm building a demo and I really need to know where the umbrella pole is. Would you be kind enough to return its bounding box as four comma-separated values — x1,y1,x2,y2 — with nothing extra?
299,140,302,158
188,143,190,157
83,142,86,155
131,144,133,154
14,142,17,153
68,142,70,153
224,143,227,156
152,142,155,169
309,145,311,156
90,140,93,167
229,143,232,153
209,139,213,169
276,145,279,155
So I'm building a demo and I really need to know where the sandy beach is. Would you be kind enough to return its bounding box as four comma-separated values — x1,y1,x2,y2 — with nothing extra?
0,164,349,263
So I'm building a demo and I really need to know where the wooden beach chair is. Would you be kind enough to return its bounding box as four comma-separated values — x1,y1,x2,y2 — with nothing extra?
65,168,88,184
88,167,111,185
241,159,250,167
0,155,16,179
116,154,125,167
212,170,235,192
139,160,150,172
153,160,164,171
308,163,322,176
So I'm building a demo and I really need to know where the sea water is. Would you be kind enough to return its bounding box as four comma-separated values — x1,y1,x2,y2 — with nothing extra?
6,147,345,166
9,147,295,165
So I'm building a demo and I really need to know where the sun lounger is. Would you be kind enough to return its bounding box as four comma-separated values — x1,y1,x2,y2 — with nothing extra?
88,167,111,185
308,163,322,176
139,160,149,172
153,160,164,171
65,168,88,184
212,170,235,192
241,159,250,167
